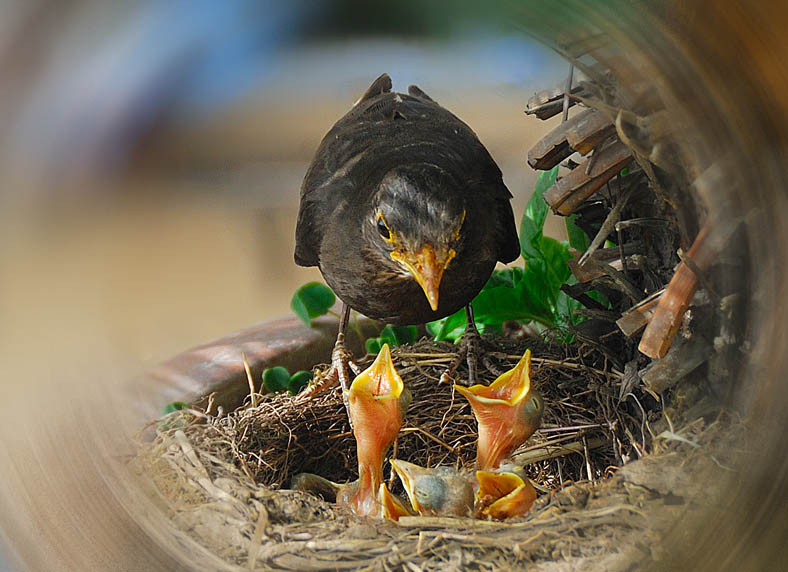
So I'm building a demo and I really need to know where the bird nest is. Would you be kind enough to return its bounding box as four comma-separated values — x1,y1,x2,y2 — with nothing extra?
130,336,742,571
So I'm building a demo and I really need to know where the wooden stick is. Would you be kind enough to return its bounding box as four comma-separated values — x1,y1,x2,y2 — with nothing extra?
543,141,633,215
577,186,635,266
616,289,664,337
638,225,711,358
527,108,614,170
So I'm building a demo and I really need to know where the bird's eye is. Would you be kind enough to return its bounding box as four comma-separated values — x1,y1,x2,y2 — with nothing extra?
376,216,391,240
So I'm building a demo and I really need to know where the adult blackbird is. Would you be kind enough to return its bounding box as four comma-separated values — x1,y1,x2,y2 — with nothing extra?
295,73,519,392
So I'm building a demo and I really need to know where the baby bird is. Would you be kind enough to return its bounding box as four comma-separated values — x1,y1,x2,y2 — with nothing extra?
390,459,474,517
454,349,544,470
475,469,537,520
292,344,410,518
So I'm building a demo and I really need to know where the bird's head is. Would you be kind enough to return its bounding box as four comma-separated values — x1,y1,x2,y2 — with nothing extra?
390,460,473,517
369,165,467,312
454,349,544,470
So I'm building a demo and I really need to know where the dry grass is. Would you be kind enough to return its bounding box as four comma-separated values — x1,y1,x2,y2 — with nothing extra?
129,336,742,571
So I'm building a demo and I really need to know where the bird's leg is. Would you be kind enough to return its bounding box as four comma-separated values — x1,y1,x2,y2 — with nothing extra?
440,303,484,386
297,304,360,411
330,304,359,425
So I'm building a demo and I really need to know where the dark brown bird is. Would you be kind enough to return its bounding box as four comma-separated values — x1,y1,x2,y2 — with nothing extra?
295,73,519,391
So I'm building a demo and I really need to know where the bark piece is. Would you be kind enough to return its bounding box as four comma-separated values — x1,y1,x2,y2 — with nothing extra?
543,141,633,215
616,290,664,337
639,335,712,393
527,109,615,170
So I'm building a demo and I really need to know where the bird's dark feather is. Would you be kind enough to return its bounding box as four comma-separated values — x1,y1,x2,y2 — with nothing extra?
295,75,520,324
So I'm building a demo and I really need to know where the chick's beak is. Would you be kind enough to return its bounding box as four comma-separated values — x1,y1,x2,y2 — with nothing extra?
454,349,544,470
475,470,537,520
377,483,413,521
389,459,424,513
391,243,455,311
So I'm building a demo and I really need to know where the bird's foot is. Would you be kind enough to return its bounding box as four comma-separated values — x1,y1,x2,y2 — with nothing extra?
295,340,360,402
439,325,504,386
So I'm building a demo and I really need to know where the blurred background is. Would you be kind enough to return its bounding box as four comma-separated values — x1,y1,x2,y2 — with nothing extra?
0,0,565,369
2,1,788,570
0,2,565,569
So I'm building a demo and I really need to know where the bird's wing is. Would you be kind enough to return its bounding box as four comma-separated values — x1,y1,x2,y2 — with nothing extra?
493,192,521,263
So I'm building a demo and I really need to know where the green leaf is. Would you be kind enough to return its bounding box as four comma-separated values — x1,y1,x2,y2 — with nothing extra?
380,324,418,345
427,271,555,343
521,166,559,261
565,214,590,251
161,401,188,416
365,324,419,354
365,337,384,354
472,286,538,329
288,370,313,395
159,401,189,430
291,282,336,327
485,267,525,289
427,302,469,342
538,236,572,291
263,366,290,393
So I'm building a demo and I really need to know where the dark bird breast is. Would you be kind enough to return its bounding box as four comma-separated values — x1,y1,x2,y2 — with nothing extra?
295,75,520,325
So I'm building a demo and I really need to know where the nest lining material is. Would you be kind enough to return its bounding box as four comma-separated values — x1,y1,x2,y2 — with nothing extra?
227,337,644,490
129,336,740,571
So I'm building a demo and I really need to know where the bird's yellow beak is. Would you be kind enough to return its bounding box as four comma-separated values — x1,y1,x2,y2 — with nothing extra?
391,243,455,311
454,349,543,470
389,459,424,513
475,470,537,520
347,343,405,404
377,483,413,521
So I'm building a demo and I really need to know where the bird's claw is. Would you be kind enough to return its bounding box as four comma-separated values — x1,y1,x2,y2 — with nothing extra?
294,340,358,404
441,324,503,386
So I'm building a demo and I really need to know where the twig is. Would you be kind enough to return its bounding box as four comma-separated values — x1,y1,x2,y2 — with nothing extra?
583,435,595,484
562,64,575,122
399,427,458,454
242,353,258,408
578,186,635,267
513,437,606,465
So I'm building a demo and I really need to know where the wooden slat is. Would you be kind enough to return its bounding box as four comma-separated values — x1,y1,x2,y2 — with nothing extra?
638,226,709,358
566,111,616,155
542,141,633,215
616,290,664,337
527,109,615,171
525,83,587,120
